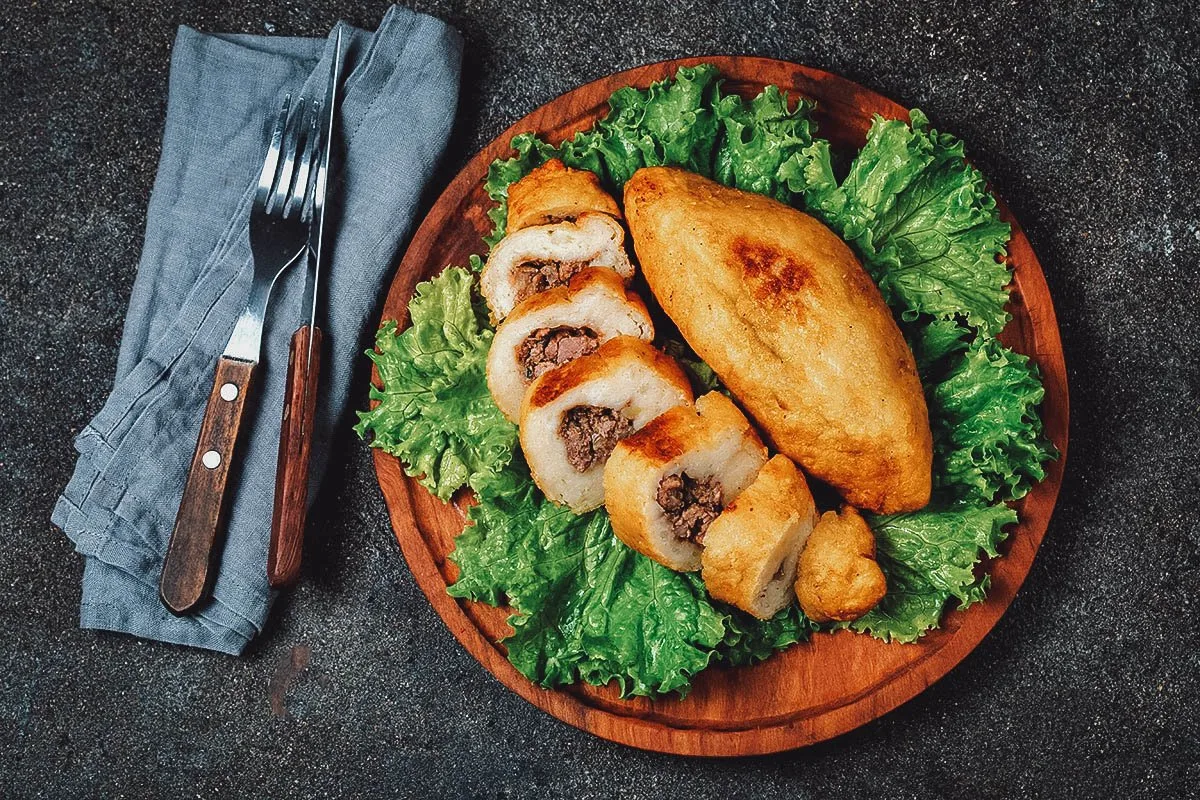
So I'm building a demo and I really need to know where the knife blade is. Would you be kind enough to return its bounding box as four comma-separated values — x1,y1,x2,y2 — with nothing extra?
268,30,343,589
303,28,341,378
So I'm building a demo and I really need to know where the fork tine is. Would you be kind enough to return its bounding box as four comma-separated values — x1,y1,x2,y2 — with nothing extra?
284,102,321,220
300,108,326,224
268,98,309,215
300,146,319,224
255,95,291,211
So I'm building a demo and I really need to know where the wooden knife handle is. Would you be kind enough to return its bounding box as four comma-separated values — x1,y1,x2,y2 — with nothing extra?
160,355,256,615
268,324,323,588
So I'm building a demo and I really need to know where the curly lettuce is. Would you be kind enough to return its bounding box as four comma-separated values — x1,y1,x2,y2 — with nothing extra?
481,64,723,244
930,336,1055,504
354,268,516,500
805,110,1014,335
713,84,817,201
904,317,970,371
482,134,558,247
852,504,1018,642
582,62,723,186
449,459,810,697
481,65,819,246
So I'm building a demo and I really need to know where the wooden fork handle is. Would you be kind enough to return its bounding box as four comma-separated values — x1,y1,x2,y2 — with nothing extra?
268,324,323,588
160,355,256,615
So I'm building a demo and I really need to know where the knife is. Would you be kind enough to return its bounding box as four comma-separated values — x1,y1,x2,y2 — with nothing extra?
159,87,326,615
267,31,343,588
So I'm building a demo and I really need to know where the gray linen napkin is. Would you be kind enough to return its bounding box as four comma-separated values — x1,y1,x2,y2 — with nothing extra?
51,6,462,654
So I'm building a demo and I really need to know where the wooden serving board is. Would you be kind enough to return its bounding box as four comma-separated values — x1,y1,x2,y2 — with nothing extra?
370,56,1069,756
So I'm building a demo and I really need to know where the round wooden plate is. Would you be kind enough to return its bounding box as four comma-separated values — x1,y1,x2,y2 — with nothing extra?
370,56,1069,756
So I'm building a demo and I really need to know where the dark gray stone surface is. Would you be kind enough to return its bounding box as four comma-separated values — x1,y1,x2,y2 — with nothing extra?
1,1,1197,797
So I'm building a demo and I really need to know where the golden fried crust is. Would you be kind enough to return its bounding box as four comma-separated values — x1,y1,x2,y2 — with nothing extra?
795,506,887,623
522,336,692,413
701,455,817,618
604,393,766,570
486,267,656,422
623,166,933,513
603,456,681,568
612,392,761,468
604,409,687,568
506,159,622,232
607,404,692,470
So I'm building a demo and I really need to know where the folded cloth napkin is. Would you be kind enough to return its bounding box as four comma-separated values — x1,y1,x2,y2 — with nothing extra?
51,6,462,654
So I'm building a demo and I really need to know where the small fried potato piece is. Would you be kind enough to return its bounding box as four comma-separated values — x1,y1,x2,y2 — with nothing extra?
795,505,887,623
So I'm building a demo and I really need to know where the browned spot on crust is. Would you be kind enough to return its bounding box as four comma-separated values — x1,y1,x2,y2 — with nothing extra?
731,236,814,316
527,338,629,408
527,337,689,410
620,419,688,462
508,160,622,231
527,358,585,407
624,170,668,208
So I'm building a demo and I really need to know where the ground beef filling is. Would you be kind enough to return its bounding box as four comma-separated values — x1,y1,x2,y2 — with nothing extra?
656,473,724,543
517,326,600,382
559,405,633,472
513,259,589,304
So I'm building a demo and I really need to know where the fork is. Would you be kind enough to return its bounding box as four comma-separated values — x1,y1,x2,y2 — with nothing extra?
159,94,321,615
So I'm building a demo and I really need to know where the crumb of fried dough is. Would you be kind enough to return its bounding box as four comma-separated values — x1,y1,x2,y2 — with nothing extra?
795,505,887,623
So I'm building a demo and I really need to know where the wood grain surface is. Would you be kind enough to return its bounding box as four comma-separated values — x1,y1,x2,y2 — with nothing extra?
369,56,1069,756
160,355,256,614
269,324,323,589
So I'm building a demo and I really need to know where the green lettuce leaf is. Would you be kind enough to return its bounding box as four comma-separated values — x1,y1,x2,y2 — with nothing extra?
582,63,723,187
449,460,802,697
855,503,1018,642
801,116,934,248
441,465,543,606
713,84,817,201
718,604,815,666
477,65,821,245
788,138,838,210
354,268,516,499
806,110,1013,334
480,63,725,223
856,320,1054,642
930,336,1056,504
904,316,970,372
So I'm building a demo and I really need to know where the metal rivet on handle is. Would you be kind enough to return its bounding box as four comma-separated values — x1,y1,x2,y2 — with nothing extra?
202,450,221,469
220,383,239,401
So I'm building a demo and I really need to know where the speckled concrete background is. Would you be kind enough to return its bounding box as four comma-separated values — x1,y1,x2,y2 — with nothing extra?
1,1,1197,797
